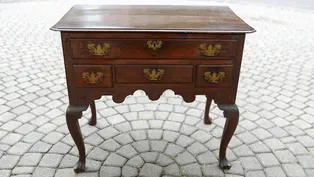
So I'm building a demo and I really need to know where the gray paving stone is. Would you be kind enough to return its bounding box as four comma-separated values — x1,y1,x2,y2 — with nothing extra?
233,144,254,157
114,133,133,145
164,143,184,157
246,171,266,177
0,170,10,177
274,150,297,163
42,131,64,144
265,167,287,177
236,132,258,144
85,159,102,172
297,155,314,169
130,130,147,141
100,139,121,152
140,152,159,163
127,155,145,168
148,120,164,129
104,153,126,167
151,140,168,152
85,133,104,146
179,124,197,136
138,111,155,120
7,142,32,155
38,153,63,168
297,135,314,147
282,164,307,177
18,153,42,166
131,140,149,153
163,121,181,131
123,112,138,121
196,151,218,164
22,131,44,144
163,131,180,142
252,128,272,140
122,165,138,177
114,122,131,133
202,164,224,177
175,135,195,148
224,160,244,176
0,155,20,169
54,168,74,177
240,157,263,171
164,163,181,176
187,142,208,156
148,129,163,139
256,153,280,167
249,141,271,153
98,126,120,139
287,143,309,155
168,112,185,122
0,132,23,145
184,115,201,125
101,166,122,177
180,163,202,177
87,147,109,161
268,127,289,138
205,137,220,151
1,120,22,131
14,123,36,135
156,154,174,166
12,167,34,175
107,114,126,125
263,138,286,150
59,154,78,168
29,141,52,153
285,125,305,136
175,151,197,165
32,167,55,177
131,120,149,130
117,144,137,159
155,111,170,120
306,169,314,177
49,142,71,154
139,163,163,177
191,130,212,143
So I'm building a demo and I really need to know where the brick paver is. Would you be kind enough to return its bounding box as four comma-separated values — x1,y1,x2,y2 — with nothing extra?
0,0,314,176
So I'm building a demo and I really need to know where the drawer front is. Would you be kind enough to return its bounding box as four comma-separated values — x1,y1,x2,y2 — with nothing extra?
73,65,112,87
196,65,232,87
70,39,237,59
115,65,193,83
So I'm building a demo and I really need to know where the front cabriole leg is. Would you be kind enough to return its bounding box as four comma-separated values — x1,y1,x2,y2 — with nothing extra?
88,100,97,126
217,104,239,169
66,104,89,173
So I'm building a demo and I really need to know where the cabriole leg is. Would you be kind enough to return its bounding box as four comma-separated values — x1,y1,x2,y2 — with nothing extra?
217,104,239,169
204,96,212,124
88,101,97,126
66,105,88,173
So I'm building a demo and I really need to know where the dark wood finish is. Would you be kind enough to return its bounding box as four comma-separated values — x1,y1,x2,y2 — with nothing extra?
51,5,255,33
89,101,97,126
204,97,212,124
217,104,239,169
51,5,255,173
70,39,237,59
115,65,193,83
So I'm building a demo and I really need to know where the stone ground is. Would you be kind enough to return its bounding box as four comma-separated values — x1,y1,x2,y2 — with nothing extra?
0,0,314,177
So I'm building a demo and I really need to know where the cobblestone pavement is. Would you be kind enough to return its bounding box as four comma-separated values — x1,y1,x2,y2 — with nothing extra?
0,0,314,177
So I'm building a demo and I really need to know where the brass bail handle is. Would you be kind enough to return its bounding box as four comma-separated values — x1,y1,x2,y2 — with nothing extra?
87,42,110,56
204,71,225,83
147,40,163,51
200,44,222,56
81,71,104,84
143,68,165,81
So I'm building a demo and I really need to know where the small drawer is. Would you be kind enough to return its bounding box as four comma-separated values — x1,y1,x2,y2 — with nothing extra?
73,65,112,87
196,65,232,87
115,65,193,83
70,39,237,59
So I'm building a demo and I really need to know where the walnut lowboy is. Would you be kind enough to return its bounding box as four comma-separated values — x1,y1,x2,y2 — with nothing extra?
51,5,255,173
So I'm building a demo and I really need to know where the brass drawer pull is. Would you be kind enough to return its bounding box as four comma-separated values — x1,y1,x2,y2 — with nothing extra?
82,71,104,84
143,68,164,80
147,40,163,50
204,71,225,83
87,43,110,56
200,44,222,56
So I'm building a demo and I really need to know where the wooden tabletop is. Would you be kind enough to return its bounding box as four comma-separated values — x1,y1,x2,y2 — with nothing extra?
50,5,255,33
